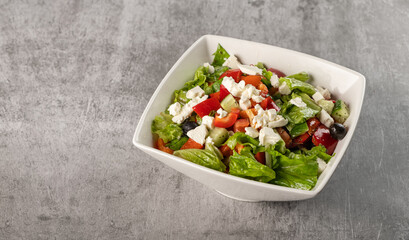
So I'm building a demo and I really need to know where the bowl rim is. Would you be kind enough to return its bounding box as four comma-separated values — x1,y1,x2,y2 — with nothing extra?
133,34,366,195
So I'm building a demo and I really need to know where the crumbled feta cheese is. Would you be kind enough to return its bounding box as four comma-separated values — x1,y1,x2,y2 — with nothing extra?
237,63,262,75
168,102,182,116
259,127,282,146
239,98,252,110
312,91,324,103
318,109,334,128
278,81,291,95
317,158,327,173
187,125,208,145
205,136,214,145
203,62,215,74
186,86,205,99
216,108,228,118
316,86,331,100
289,97,307,108
270,74,280,88
245,127,259,138
172,95,208,124
201,116,214,129
252,95,264,103
223,55,241,69
252,104,288,129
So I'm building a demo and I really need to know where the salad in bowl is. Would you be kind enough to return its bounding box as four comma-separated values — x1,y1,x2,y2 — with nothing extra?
151,44,350,190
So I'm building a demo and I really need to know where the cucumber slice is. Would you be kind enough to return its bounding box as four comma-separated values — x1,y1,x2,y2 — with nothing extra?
209,127,229,147
220,94,239,112
331,100,350,124
318,99,335,114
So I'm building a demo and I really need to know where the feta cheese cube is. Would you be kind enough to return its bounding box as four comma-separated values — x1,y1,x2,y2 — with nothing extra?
312,91,324,103
168,102,182,116
172,95,208,124
278,81,291,95
259,127,282,146
245,127,259,138
270,74,280,88
252,95,264,103
319,109,334,128
186,86,205,99
223,55,241,69
239,98,251,110
187,125,208,145
317,158,327,173
267,116,288,128
237,63,262,75
201,116,214,129
289,97,307,108
316,86,331,100
203,62,215,74
216,108,228,118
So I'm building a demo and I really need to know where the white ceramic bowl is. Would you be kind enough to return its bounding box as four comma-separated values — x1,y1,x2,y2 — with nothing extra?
133,35,365,202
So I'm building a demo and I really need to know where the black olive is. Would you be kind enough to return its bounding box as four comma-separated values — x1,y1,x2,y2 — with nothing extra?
329,123,347,140
182,121,198,135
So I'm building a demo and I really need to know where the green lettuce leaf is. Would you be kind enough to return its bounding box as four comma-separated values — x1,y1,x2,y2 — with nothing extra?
287,72,310,82
286,122,309,138
166,136,189,151
151,113,183,143
225,132,264,154
173,89,189,104
212,44,230,67
303,145,333,163
279,77,316,95
173,149,226,172
280,93,321,125
267,149,318,190
183,66,208,90
229,150,275,183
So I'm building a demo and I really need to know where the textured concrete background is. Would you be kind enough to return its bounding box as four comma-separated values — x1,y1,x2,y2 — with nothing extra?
0,0,408,239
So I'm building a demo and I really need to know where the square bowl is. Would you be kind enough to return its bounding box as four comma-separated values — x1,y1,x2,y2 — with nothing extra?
133,35,365,202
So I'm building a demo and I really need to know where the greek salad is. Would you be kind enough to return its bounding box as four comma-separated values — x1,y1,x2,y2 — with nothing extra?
151,44,350,190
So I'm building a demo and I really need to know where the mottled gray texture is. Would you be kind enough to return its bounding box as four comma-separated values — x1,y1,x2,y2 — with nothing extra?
0,0,408,239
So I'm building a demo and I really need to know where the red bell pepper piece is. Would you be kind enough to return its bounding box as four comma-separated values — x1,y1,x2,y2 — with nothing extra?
233,119,250,133
260,97,280,112
192,98,221,118
312,124,338,155
219,84,230,101
219,69,243,82
214,108,240,128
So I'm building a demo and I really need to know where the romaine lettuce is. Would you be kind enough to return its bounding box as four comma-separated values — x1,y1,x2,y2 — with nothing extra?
151,113,183,143
166,136,189,151
279,77,316,96
287,72,310,82
173,149,226,172
225,132,264,154
229,149,275,183
212,44,230,67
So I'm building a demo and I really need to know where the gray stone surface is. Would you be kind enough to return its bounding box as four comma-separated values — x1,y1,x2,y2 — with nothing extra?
0,0,408,239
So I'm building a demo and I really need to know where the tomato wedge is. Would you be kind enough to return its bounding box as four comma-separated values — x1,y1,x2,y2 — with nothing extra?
240,75,262,87
260,97,280,112
181,138,203,150
307,117,321,136
267,67,286,78
276,127,292,149
312,124,338,155
233,118,250,133
157,138,174,154
219,144,233,157
219,69,242,82
192,98,221,118
214,108,240,128
255,152,266,165
293,132,311,145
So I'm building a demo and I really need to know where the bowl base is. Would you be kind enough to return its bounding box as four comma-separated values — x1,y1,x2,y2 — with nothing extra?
215,190,261,202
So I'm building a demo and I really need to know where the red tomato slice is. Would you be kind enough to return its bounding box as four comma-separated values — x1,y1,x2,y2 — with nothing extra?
260,97,280,112
277,127,292,149
293,132,311,145
219,144,233,157
267,68,286,78
255,152,266,165
240,75,262,87
307,117,321,136
181,138,203,150
214,108,240,128
219,69,243,82
157,138,174,154
312,124,338,155
192,98,221,118
233,118,250,133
